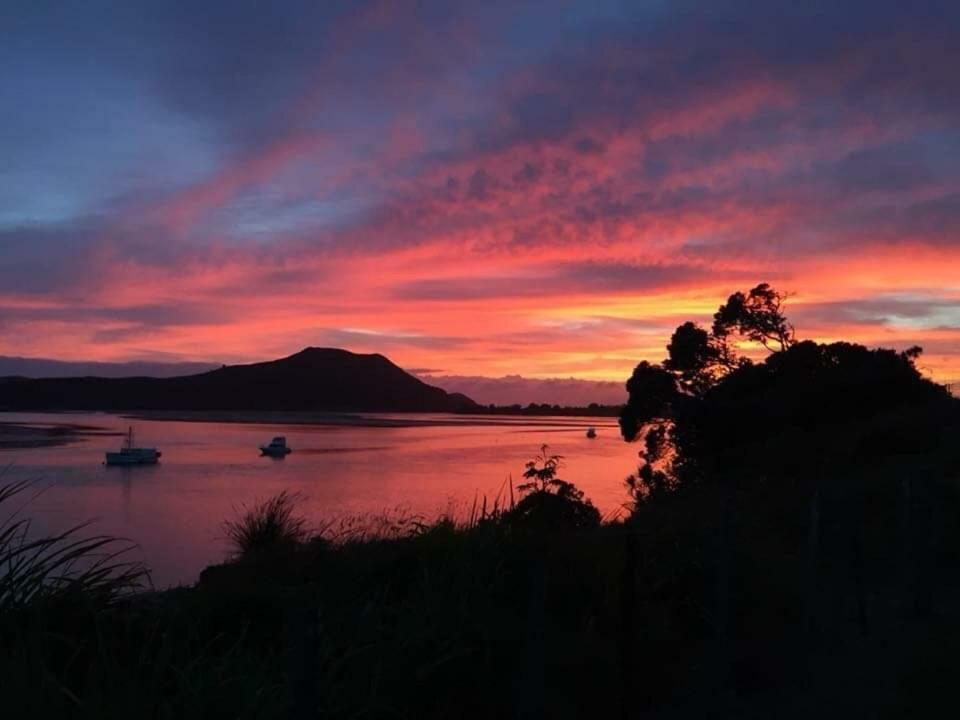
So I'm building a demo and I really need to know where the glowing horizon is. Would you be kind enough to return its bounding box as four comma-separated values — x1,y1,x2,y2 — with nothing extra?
2,1,959,385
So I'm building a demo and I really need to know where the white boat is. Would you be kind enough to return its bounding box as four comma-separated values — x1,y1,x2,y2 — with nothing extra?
260,436,292,457
586,427,597,439
105,427,161,466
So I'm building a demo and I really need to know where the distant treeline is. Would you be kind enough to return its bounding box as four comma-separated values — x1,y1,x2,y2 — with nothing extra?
464,402,623,417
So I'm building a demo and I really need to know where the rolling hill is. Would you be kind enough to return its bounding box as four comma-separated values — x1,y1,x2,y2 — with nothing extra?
0,348,478,413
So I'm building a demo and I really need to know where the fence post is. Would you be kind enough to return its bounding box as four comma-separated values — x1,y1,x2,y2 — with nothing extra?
851,491,869,638
714,483,733,695
517,552,546,720
619,528,637,719
913,476,933,618
803,489,820,636
899,476,913,613
288,596,320,719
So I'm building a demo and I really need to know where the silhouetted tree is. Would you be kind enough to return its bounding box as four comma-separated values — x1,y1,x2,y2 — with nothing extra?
620,284,954,504
625,422,677,503
712,282,794,353
517,445,565,494
663,321,727,395
618,362,678,443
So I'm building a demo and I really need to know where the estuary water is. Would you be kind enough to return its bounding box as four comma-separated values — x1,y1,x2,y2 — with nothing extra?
0,412,638,587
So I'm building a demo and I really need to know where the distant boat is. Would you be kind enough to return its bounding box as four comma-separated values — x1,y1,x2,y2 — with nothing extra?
260,436,292,457
586,427,597,439
105,427,161,466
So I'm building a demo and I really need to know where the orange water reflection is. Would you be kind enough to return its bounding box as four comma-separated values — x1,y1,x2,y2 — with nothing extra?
1,412,639,587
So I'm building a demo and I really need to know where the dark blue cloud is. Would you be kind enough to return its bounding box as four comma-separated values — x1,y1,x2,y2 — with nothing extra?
792,297,960,329
4,0,958,230
2,0,960,374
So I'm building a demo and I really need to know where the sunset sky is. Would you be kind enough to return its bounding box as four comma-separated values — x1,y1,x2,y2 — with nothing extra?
3,0,959,389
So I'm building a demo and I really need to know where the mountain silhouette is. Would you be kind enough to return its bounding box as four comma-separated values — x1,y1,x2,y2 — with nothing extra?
0,348,478,412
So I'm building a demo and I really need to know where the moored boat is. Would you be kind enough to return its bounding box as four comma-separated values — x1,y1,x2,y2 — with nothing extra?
260,436,292,457
105,427,161,465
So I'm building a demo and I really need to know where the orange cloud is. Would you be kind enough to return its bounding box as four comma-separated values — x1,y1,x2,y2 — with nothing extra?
3,3,960,389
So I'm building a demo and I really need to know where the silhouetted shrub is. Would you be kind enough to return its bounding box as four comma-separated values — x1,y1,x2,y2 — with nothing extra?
223,491,311,557
503,445,601,530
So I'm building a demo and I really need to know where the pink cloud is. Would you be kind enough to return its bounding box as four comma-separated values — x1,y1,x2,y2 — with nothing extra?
4,5,960,387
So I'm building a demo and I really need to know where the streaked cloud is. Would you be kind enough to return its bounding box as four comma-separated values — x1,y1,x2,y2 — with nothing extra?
1,0,958,386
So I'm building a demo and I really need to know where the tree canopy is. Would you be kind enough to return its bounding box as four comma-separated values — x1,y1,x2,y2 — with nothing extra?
620,284,955,504
712,282,794,353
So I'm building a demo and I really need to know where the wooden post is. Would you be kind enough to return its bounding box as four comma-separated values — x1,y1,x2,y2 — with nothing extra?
517,554,546,720
851,495,869,638
803,489,820,636
619,529,638,719
899,476,913,613
914,477,933,618
288,597,320,719
714,484,733,694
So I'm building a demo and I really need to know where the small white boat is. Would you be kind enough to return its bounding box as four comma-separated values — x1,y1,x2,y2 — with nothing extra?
105,427,161,466
586,427,597,439
260,436,292,457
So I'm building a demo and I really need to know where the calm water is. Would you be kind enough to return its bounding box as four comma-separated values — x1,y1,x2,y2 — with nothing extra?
0,412,638,587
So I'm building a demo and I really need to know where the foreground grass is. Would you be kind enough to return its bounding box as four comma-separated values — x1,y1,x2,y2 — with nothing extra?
3,462,960,718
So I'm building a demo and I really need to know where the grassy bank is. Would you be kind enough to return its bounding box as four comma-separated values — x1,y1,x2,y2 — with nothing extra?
3,454,960,718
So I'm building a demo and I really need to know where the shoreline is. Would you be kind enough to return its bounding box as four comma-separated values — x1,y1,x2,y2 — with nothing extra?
0,420,120,450
0,409,619,442
121,409,619,428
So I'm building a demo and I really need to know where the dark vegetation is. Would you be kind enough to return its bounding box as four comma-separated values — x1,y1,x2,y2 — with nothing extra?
223,491,313,557
0,347,478,413
619,284,954,503
468,403,623,417
3,285,960,718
